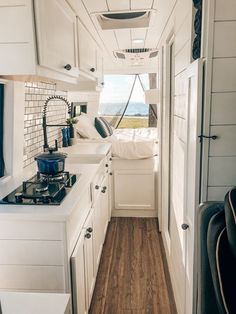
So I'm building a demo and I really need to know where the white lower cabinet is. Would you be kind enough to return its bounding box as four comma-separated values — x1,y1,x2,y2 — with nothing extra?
71,172,110,313
71,208,95,314
71,230,87,314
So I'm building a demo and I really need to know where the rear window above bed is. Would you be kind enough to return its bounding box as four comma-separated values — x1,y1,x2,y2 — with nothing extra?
99,74,157,129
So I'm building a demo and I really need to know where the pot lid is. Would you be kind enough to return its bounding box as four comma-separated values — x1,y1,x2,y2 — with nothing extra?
34,150,67,161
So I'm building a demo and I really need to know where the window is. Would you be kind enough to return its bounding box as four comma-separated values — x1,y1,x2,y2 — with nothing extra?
99,74,154,129
0,84,4,178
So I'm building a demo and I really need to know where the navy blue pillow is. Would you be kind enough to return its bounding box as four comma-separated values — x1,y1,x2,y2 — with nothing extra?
95,117,113,138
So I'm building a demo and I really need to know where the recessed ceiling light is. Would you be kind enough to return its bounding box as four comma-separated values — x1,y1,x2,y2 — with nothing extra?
132,39,144,44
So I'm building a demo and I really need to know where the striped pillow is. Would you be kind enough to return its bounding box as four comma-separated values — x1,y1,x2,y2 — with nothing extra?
95,117,113,138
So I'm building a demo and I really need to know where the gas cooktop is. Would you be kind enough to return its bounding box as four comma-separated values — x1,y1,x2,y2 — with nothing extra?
0,171,77,205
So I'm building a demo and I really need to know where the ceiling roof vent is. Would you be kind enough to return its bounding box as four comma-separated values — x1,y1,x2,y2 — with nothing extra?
92,10,155,30
113,48,158,66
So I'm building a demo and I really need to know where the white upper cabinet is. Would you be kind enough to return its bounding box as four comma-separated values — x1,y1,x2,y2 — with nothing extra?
77,19,97,78
34,0,78,77
0,0,36,75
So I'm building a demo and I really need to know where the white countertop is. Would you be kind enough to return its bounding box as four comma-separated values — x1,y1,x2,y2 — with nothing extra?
0,292,70,314
0,163,99,221
0,143,111,221
60,142,111,157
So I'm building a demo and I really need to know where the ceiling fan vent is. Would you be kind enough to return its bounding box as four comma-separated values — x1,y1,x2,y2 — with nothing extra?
92,9,155,30
125,48,150,54
113,48,158,66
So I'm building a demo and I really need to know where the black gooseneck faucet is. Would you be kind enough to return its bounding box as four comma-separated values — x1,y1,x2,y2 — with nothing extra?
42,95,72,151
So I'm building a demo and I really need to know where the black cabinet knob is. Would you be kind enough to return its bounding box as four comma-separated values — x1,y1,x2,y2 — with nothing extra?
85,233,91,239
87,227,93,233
109,172,113,176
109,157,112,161
101,82,104,86
95,185,100,190
64,64,72,71
90,67,95,72
181,223,189,230
105,164,108,167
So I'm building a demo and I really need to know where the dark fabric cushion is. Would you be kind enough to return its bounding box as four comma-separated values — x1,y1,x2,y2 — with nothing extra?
207,211,227,314
197,202,224,314
224,187,236,259
207,210,236,314
95,117,113,138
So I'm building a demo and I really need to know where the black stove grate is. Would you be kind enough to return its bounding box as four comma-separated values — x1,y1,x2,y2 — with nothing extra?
0,172,77,205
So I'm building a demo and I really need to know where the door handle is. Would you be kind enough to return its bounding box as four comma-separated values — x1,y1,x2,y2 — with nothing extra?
181,223,189,230
198,134,218,143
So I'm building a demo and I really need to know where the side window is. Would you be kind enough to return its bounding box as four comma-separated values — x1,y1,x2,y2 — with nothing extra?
0,84,4,178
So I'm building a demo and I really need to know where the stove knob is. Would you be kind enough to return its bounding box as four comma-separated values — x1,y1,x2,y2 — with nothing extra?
15,192,23,203
42,196,50,204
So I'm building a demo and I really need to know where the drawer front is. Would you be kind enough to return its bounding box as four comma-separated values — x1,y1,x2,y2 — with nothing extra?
0,221,64,240
0,240,64,266
91,163,107,204
0,265,65,291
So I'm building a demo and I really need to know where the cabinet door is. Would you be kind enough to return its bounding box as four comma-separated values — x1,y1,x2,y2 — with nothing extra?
93,196,103,274
34,0,78,77
77,19,96,77
100,175,109,237
71,231,86,314
83,208,95,308
114,169,155,210
95,49,104,85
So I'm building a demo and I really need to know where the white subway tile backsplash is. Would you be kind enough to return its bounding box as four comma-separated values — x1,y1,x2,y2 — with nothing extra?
23,82,67,168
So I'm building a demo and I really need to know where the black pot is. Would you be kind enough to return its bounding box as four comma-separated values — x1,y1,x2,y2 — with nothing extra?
34,150,67,175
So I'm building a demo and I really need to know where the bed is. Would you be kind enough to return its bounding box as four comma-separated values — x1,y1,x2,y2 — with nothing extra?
73,111,158,216
76,127,158,160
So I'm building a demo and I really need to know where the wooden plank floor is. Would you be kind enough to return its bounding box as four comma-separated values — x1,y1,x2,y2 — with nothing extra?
89,218,177,314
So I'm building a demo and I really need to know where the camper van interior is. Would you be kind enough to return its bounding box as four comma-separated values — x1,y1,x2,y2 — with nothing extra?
0,0,236,313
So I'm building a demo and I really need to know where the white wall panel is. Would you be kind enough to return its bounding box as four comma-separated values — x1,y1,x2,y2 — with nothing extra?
212,58,236,92
211,92,236,125
214,21,236,58
209,125,236,157
215,0,236,21
174,11,192,55
175,40,191,76
208,157,236,186
207,187,232,201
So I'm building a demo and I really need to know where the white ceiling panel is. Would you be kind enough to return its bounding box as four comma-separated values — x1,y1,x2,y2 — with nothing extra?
131,28,147,48
131,0,153,10
82,0,108,14
107,0,130,11
152,0,158,10
100,30,119,52
115,29,132,49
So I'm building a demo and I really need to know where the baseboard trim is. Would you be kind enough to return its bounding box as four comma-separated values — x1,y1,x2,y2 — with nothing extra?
112,209,158,218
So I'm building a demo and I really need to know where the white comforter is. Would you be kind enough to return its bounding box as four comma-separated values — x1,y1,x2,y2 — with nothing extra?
108,127,158,159
76,127,158,159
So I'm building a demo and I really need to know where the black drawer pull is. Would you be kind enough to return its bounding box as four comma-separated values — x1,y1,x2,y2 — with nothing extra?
64,64,72,71
87,227,93,233
85,233,91,239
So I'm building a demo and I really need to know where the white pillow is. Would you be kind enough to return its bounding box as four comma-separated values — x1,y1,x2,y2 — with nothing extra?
75,114,101,139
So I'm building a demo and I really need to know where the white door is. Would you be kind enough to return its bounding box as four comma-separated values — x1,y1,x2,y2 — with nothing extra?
183,59,203,314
